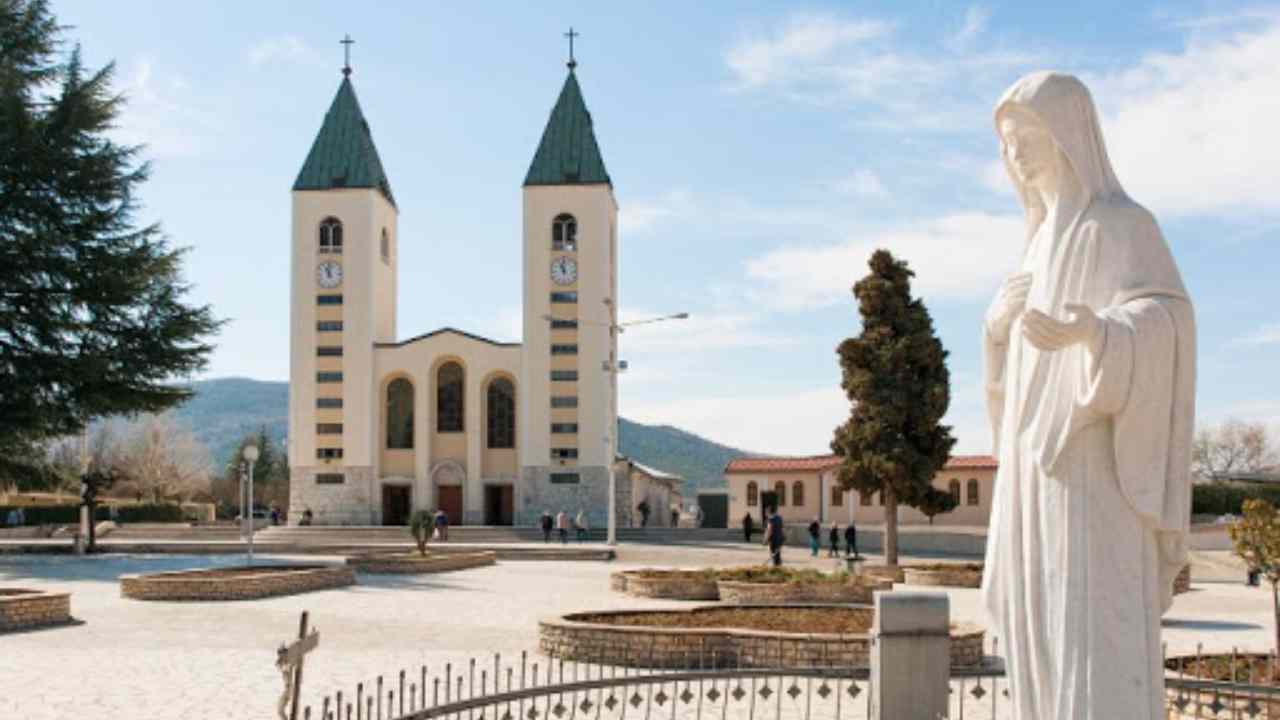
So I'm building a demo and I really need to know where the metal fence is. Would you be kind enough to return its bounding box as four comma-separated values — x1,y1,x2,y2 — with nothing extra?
297,650,1280,720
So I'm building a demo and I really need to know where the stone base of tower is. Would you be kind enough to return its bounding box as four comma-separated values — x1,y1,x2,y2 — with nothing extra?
288,465,377,526
517,466,612,529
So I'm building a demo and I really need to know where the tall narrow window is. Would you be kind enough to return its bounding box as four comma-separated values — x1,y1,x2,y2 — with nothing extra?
792,481,805,507
487,378,516,449
967,478,980,506
948,479,961,504
319,217,343,254
380,228,390,263
552,214,577,251
831,483,844,507
774,481,787,507
437,362,464,432
746,481,758,506
860,492,872,507
386,378,414,449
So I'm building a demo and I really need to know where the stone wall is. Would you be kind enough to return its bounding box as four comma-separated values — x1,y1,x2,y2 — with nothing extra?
717,578,892,605
901,566,983,589
538,609,985,669
346,552,495,574
0,589,71,632
518,466,610,528
1173,564,1192,595
289,466,377,525
615,572,720,601
120,565,355,601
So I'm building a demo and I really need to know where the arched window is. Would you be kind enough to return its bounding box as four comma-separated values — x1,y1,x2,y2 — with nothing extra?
860,492,872,507
830,483,844,507
552,214,577,251
486,378,515,449
792,481,805,507
385,378,414,449
774,481,786,507
437,362,464,432
746,481,758,506
967,478,980,506
948,479,961,504
380,228,390,263
319,217,343,254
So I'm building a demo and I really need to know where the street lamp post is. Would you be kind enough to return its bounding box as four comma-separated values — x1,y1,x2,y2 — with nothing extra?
545,305,689,547
243,444,260,565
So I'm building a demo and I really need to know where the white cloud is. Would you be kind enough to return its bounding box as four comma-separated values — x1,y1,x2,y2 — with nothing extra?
619,308,798,352
1235,323,1280,346
113,59,216,158
1091,16,1280,216
247,35,320,67
726,15,893,89
948,5,991,50
832,169,888,199
619,190,696,235
744,212,1022,310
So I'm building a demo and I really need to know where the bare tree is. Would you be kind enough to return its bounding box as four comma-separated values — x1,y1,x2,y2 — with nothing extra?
114,414,213,503
1192,419,1277,481
43,421,127,494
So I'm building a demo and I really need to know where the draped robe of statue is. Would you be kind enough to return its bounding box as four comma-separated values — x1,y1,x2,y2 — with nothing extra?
980,72,1196,720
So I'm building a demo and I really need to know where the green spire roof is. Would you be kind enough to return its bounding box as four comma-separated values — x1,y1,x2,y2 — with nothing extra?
293,77,396,207
524,70,611,187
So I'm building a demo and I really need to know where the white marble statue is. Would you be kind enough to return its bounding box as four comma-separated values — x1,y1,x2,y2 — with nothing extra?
980,71,1196,719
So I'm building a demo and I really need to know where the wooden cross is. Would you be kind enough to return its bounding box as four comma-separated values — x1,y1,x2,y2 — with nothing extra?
341,35,355,76
276,611,320,720
564,27,579,69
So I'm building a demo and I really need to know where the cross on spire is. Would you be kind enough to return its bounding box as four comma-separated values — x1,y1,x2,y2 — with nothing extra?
340,34,355,77
564,27,579,70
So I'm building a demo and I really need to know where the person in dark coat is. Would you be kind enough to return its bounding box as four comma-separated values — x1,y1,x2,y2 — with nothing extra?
844,522,858,558
807,518,821,557
765,510,784,567
742,512,755,543
828,522,840,557
539,510,553,543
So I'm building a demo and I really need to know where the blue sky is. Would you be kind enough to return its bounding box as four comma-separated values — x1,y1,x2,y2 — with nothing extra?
57,1,1280,454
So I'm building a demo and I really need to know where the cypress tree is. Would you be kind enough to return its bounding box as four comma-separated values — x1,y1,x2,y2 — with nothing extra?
0,0,221,478
832,249,956,566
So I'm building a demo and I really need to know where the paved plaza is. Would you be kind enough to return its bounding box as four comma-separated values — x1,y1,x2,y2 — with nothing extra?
0,545,1270,719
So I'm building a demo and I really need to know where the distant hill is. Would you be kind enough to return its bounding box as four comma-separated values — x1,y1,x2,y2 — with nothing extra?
174,378,755,492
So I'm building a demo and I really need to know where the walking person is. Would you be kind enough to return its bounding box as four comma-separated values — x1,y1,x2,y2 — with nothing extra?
765,510,784,567
433,508,449,542
807,518,821,557
556,510,569,544
540,510,553,543
844,521,858,558
828,521,840,558
575,509,589,542
742,512,754,543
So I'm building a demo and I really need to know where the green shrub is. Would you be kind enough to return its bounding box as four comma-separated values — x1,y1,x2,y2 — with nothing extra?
1193,483,1280,516
0,504,109,525
114,504,185,523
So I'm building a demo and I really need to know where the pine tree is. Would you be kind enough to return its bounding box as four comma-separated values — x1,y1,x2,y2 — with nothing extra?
0,0,221,480
831,250,956,566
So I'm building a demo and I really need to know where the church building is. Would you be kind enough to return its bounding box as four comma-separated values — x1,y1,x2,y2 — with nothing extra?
286,56,620,526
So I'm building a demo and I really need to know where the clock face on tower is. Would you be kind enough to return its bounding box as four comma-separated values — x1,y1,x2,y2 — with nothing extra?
550,256,578,286
316,261,343,288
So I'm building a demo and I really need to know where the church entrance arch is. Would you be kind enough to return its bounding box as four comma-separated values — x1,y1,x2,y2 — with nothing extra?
431,460,466,526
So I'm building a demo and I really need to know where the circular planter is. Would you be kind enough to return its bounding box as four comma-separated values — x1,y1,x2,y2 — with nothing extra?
0,588,72,632
346,551,496,575
716,577,892,604
901,563,985,589
858,564,906,583
540,604,985,669
120,564,355,601
612,569,721,601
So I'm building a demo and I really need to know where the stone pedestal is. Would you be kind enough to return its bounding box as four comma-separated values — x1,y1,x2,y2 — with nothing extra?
871,591,949,720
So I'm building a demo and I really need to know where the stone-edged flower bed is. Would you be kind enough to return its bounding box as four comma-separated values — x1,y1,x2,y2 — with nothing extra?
900,563,985,589
1173,564,1191,595
345,551,496,575
120,564,355,601
539,604,985,669
857,564,906,584
610,569,721,601
0,588,72,632
714,567,893,605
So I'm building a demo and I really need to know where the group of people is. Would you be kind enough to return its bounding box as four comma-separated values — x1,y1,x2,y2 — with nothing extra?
3,507,26,527
743,511,860,566
539,509,590,543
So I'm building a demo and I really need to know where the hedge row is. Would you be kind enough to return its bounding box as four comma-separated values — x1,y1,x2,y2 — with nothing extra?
1191,483,1280,516
0,503,185,525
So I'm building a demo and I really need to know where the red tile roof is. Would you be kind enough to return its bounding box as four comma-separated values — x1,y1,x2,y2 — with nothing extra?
724,454,997,474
